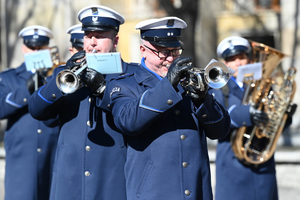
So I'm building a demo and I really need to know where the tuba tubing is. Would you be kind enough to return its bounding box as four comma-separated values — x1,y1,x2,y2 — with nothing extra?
230,41,297,165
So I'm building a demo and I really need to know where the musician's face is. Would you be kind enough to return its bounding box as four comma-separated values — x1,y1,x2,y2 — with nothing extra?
140,41,180,78
84,31,119,53
225,53,250,77
69,46,83,56
22,44,49,54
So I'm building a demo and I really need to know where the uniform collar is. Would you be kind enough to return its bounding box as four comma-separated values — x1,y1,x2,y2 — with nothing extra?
228,77,245,99
15,63,28,74
133,59,160,86
140,57,162,80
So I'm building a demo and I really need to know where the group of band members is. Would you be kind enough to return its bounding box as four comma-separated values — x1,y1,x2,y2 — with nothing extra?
0,4,296,200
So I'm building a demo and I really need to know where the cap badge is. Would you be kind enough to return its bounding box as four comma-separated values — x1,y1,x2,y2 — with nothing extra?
91,7,98,14
92,16,98,22
228,40,234,50
167,19,174,27
33,29,39,39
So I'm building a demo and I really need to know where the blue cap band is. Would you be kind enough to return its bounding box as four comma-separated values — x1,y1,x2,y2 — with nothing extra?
23,35,49,47
70,33,84,48
222,45,249,59
81,16,120,31
141,28,182,47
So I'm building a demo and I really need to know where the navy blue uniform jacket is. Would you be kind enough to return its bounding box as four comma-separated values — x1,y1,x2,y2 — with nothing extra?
0,64,59,200
28,61,138,200
105,63,231,200
210,77,279,200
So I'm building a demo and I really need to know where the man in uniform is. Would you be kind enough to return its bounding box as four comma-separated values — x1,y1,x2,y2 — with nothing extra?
0,25,59,200
211,36,297,200
28,5,138,200
104,17,231,200
67,24,84,55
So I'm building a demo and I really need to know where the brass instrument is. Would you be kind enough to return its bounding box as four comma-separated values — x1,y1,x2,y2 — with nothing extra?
180,59,232,91
230,41,297,165
47,46,65,76
34,46,65,91
56,49,97,94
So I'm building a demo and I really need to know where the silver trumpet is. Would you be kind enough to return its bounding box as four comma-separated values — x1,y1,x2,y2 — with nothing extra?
56,49,96,94
180,59,232,91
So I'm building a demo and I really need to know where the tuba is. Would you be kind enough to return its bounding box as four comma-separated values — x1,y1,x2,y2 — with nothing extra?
230,41,297,165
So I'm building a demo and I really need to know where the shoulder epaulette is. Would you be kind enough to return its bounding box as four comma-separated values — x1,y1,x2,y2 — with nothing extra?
112,73,134,81
127,62,141,67
0,68,14,74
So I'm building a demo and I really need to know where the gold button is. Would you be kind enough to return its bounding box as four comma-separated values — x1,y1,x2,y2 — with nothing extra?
182,162,188,168
180,135,186,140
85,171,90,176
175,110,180,115
37,129,42,134
202,114,207,118
23,98,27,103
85,146,91,151
89,98,92,102
87,121,91,126
167,99,173,105
185,190,190,196
52,94,56,99
37,148,42,152
107,104,111,109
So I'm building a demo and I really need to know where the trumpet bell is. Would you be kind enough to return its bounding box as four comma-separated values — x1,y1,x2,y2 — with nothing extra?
204,61,231,89
56,70,80,94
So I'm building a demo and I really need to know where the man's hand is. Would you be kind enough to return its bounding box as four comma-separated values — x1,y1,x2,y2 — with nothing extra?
166,57,193,89
185,73,209,107
249,106,269,127
65,50,86,70
286,103,297,118
80,68,106,95
26,72,45,94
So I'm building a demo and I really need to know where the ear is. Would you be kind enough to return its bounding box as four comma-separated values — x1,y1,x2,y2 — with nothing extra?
69,47,74,56
21,44,30,54
113,35,119,48
140,45,146,58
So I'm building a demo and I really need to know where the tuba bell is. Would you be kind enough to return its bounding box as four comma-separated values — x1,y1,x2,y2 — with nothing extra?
230,40,297,165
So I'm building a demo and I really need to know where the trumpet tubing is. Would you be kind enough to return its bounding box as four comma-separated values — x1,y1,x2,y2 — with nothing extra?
181,60,231,90
56,49,97,94
56,63,87,94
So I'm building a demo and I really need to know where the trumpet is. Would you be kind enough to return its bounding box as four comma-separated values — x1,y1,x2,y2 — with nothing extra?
56,49,96,94
180,59,232,91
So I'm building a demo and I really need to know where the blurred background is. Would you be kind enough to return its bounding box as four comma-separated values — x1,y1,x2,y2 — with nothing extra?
0,0,300,199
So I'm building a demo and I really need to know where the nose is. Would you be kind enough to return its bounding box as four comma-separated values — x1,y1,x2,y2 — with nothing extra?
165,54,176,62
91,37,97,46
235,58,241,66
